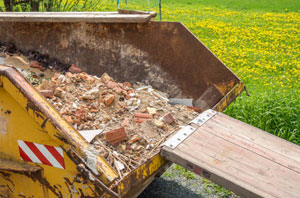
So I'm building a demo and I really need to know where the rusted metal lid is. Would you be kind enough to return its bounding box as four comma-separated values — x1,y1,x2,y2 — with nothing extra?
0,11,154,23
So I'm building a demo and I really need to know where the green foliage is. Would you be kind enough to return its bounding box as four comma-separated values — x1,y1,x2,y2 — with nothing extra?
202,178,233,197
173,165,196,179
0,0,102,12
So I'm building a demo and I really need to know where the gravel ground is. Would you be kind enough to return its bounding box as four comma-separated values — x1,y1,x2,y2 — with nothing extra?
139,165,239,198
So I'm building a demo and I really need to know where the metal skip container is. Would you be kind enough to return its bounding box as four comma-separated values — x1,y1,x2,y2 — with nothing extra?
0,11,244,197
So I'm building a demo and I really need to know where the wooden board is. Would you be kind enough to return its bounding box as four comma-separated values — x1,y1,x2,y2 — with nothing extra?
0,12,152,23
161,112,300,198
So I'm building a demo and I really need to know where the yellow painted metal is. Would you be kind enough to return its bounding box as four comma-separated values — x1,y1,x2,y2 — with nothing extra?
115,153,167,197
213,81,245,112
0,66,118,197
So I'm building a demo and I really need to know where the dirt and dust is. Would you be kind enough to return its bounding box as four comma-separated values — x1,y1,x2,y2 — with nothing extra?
0,45,198,178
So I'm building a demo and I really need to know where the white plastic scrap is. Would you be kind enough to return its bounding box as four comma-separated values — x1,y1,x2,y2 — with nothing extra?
114,159,125,171
79,129,104,143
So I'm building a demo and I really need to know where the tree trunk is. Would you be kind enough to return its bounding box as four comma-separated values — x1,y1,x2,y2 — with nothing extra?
4,0,13,11
30,0,40,11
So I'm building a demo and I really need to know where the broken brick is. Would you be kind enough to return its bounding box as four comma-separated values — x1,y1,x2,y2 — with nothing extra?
65,72,73,78
101,73,113,82
59,109,67,115
105,127,127,145
134,113,153,123
68,64,82,73
187,106,202,113
123,82,132,88
39,90,54,98
64,115,73,124
106,81,118,89
134,113,153,119
90,109,98,113
129,135,140,144
161,112,175,124
134,117,147,123
30,60,43,70
104,94,115,106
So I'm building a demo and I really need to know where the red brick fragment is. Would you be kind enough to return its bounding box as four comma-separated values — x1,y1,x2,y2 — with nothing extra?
134,113,153,119
101,73,113,82
30,60,43,70
161,113,175,124
106,81,118,89
104,94,115,106
68,64,82,73
187,106,202,113
39,90,54,98
90,109,98,113
64,115,73,124
134,117,147,123
105,127,127,145
134,113,153,123
129,135,140,144
123,82,132,88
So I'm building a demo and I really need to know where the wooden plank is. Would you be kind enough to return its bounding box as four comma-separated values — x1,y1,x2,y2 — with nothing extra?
161,112,300,198
204,115,300,173
213,113,300,164
0,12,152,23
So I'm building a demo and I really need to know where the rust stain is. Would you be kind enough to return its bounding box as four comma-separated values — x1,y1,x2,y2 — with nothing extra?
41,118,48,129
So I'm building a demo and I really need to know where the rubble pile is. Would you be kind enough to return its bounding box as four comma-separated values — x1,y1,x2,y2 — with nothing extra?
1,45,198,178
37,71,198,177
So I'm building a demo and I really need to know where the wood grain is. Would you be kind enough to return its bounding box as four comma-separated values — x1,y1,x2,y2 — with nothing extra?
161,112,300,198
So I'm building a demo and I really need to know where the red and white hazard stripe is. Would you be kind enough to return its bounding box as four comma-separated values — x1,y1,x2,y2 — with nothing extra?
18,140,65,169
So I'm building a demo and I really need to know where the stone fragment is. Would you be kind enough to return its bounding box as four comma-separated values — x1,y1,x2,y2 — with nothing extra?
104,94,115,106
39,90,54,98
105,127,127,145
68,64,82,73
146,107,157,115
82,87,99,100
122,118,129,127
153,119,164,128
54,87,64,98
161,112,175,124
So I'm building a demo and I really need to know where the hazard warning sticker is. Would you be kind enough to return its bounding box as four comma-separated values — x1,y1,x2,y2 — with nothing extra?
18,140,65,169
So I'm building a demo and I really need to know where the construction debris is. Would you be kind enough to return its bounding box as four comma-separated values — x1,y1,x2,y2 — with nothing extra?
0,46,199,178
